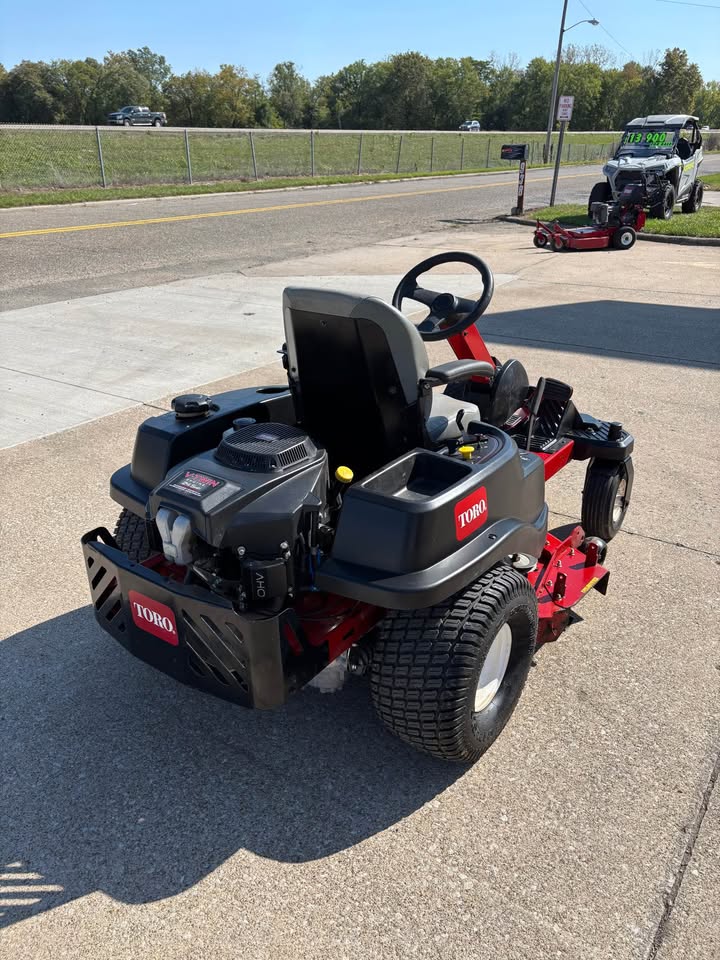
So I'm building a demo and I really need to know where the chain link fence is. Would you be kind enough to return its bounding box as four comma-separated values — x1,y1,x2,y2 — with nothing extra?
0,125,621,192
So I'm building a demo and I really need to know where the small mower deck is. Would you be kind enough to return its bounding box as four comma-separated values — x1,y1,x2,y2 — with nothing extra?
533,218,642,252
533,175,659,252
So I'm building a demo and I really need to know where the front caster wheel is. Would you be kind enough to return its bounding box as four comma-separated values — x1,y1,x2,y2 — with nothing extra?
370,564,538,763
581,536,608,565
581,458,633,541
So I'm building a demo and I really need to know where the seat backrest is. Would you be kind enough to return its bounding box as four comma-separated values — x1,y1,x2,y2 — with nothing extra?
677,137,692,160
283,288,430,477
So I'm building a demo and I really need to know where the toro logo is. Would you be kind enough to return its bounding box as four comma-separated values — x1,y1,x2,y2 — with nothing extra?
128,590,178,646
454,486,489,541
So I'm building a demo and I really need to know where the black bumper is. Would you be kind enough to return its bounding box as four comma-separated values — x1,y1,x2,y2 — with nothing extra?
81,529,288,709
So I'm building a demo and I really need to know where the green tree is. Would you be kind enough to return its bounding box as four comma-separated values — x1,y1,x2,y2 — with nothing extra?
0,61,63,122
245,75,276,127
482,57,522,130
210,64,257,127
163,70,215,126
695,80,720,128
53,58,103,123
96,53,155,115
122,47,171,94
653,47,703,112
315,60,372,128
268,61,311,127
429,57,489,129
373,52,435,129
514,57,554,129
559,60,604,129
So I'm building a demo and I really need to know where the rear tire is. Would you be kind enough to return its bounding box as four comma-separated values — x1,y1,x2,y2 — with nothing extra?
587,180,611,217
114,508,150,562
370,564,538,763
650,182,676,220
613,226,636,250
681,181,703,213
533,233,547,248
581,459,632,541
552,236,566,252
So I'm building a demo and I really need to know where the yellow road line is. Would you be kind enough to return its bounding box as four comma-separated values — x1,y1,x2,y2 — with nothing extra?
0,173,594,240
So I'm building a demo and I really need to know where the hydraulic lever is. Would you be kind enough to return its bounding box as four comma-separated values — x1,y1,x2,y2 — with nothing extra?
526,377,546,451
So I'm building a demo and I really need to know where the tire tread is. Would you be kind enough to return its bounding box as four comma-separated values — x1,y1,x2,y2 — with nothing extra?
113,509,150,562
370,565,537,762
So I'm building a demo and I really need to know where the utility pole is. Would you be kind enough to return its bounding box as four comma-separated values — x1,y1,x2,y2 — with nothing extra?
543,4,599,164
544,0,569,165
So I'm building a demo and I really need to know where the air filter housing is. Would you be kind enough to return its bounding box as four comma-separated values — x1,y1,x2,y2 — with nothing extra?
215,422,316,473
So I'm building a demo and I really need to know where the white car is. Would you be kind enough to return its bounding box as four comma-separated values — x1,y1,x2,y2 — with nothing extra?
459,120,481,132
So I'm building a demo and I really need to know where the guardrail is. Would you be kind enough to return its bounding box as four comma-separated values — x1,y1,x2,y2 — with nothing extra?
0,125,621,192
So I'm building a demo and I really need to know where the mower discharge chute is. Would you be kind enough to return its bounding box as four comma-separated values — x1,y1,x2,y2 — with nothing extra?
82,253,634,763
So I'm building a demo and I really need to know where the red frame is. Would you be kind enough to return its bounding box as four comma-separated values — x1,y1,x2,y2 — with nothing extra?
444,306,604,643
538,440,574,481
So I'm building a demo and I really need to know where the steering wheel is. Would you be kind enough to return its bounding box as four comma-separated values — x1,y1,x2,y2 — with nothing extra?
392,251,494,342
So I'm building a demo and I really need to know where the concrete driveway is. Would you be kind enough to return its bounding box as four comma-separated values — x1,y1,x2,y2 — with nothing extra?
1,222,718,960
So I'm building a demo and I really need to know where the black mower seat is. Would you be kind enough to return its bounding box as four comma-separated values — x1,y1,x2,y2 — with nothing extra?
282,287,480,476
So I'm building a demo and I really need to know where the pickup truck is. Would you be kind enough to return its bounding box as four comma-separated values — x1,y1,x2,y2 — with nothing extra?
107,106,167,127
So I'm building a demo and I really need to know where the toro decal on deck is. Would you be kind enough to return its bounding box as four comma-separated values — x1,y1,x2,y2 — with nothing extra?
128,590,178,645
454,486,488,540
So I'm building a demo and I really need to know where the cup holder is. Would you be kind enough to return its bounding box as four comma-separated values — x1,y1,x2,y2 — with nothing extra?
362,450,471,502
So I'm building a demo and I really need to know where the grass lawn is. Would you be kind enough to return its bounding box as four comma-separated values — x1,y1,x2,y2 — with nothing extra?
702,172,720,190
0,126,618,197
0,168,506,208
529,203,720,238
0,156,608,210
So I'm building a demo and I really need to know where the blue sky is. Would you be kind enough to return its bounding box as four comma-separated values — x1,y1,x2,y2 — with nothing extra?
1,0,718,80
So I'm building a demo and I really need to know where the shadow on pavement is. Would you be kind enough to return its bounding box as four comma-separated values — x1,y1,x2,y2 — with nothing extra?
481,302,720,371
0,606,461,927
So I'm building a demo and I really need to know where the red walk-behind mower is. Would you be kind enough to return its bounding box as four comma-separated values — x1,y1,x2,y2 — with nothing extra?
533,178,659,252
82,252,634,763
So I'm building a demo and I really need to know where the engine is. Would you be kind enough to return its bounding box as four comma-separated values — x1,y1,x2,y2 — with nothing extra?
148,422,331,611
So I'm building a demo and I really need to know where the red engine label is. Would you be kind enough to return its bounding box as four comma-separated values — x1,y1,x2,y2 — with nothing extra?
454,486,489,540
128,590,179,646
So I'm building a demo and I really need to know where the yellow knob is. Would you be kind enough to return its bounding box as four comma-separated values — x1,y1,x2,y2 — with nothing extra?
335,466,354,483
458,445,474,461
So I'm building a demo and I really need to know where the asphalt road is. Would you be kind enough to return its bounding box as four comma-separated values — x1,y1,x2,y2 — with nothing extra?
0,164,611,309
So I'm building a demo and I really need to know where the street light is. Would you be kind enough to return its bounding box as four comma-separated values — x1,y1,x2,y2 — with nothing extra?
543,2,600,163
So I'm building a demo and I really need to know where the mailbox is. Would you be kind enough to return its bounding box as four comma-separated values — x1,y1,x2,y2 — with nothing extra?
501,144,529,161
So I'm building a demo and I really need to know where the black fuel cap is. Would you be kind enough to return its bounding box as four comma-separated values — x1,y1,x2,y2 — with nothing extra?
172,394,212,419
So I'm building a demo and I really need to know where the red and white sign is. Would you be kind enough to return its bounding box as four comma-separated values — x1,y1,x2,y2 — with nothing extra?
454,487,489,541
557,96,574,122
128,590,178,645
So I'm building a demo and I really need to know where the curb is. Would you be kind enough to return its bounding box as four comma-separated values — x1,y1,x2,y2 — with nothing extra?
496,214,720,247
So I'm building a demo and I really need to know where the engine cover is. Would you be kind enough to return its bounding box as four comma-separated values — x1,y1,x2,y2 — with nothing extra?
148,424,329,554
215,422,316,473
